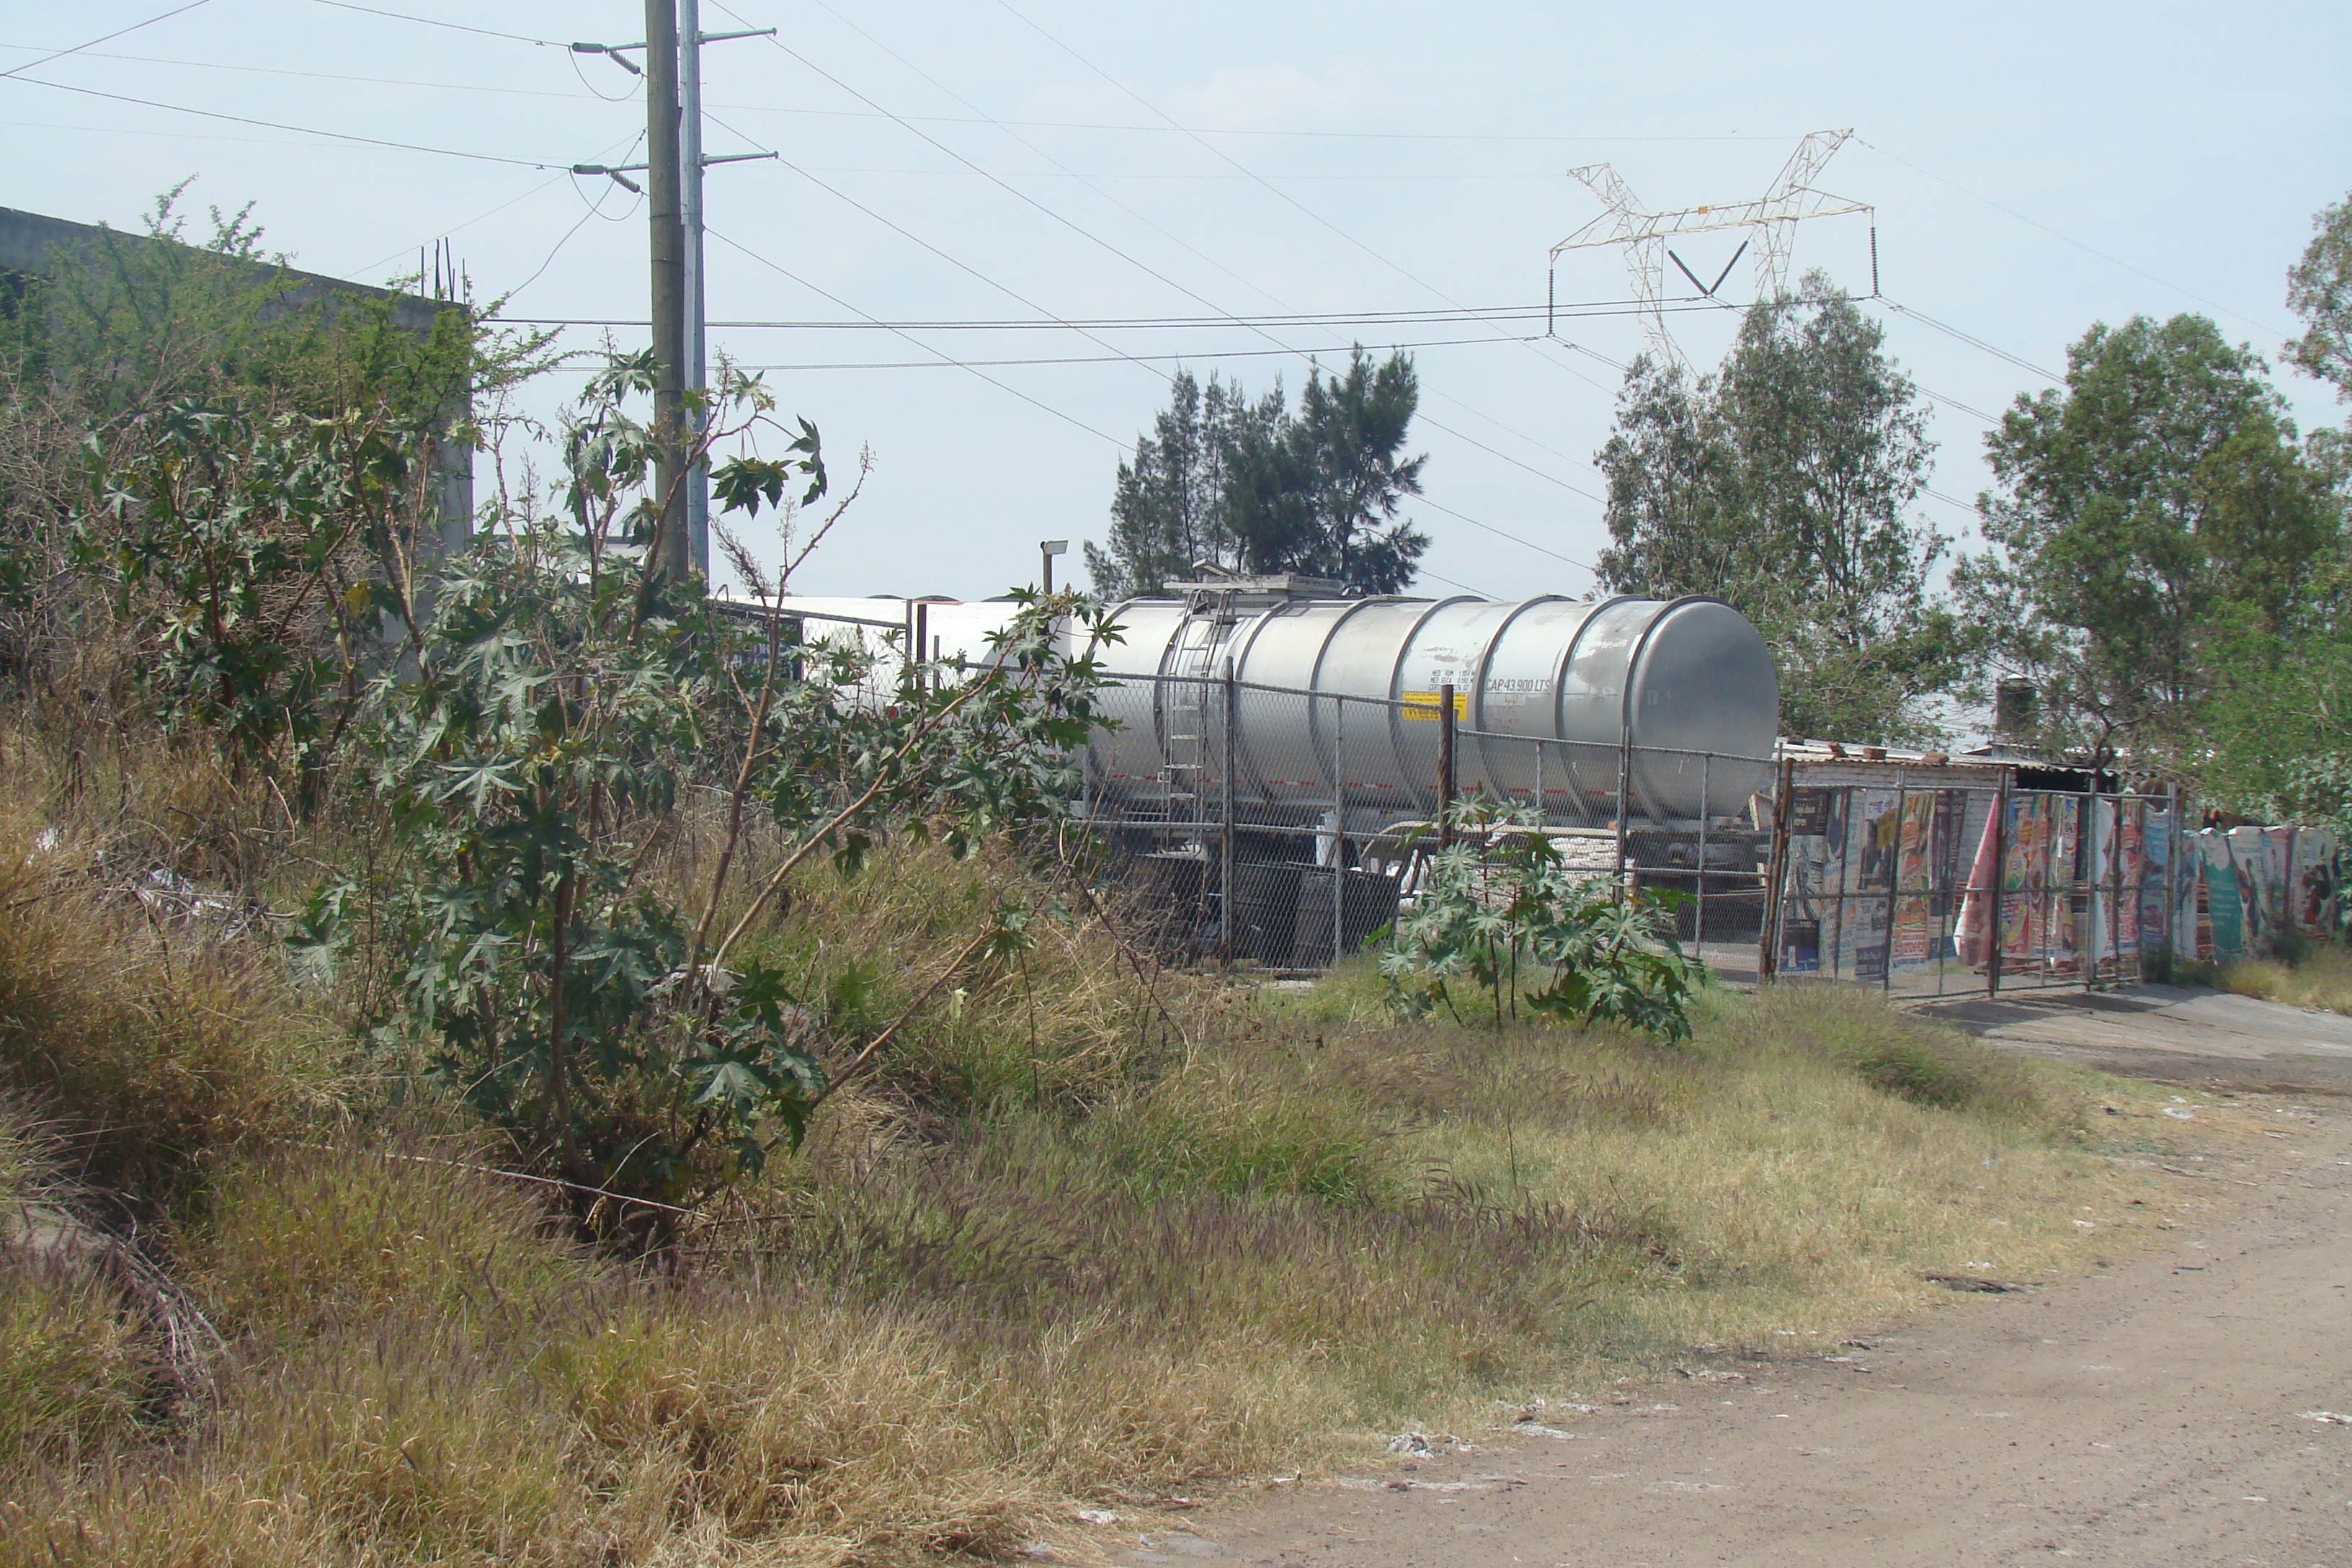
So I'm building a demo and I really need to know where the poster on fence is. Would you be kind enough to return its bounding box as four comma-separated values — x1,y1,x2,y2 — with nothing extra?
2202,832,2245,961
1845,788,1900,981
2114,801,2144,962
2087,797,2117,968
2175,823,2204,961
1955,798,2001,967
2291,829,2339,936
1889,791,1943,974
2054,798,2083,974
2136,805,2170,957
1999,795,2050,969
1776,788,1848,974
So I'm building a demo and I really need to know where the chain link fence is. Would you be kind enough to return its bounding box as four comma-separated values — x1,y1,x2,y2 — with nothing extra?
1079,669,1773,978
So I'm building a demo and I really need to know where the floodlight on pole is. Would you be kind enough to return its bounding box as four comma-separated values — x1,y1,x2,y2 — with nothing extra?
1549,128,1871,367
1040,539,1069,594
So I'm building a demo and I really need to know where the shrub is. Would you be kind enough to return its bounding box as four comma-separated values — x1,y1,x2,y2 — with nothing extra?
1382,797,1699,1041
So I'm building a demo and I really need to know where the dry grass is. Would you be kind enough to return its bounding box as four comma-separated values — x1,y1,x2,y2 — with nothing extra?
0,804,326,1205
0,1113,157,1471
0,735,2217,1566
2219,943,2352,1015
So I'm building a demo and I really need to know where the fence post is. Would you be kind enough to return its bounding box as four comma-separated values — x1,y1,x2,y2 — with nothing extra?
1612,708,1632,898
1219,658,1236,968
1437,682,1457,847
1758,752,1794,984
1696,753,1711,960
1332,695,1346,966
2165,780,2181,973
1885,772,1907,993
2116,790,2135,987
1987,775,2010,999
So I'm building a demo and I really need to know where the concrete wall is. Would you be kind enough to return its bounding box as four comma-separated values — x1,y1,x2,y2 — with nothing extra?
0,203,474,538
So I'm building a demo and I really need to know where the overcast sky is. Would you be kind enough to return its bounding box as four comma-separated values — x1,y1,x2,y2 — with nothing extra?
4,0,2346,602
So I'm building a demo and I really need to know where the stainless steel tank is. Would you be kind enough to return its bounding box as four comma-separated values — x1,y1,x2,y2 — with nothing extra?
738,587,1778,825
1086,591,1777,824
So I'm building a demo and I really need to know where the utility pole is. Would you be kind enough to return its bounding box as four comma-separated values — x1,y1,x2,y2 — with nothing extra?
678,0,710,581
644,0,689,584
672,9,778,587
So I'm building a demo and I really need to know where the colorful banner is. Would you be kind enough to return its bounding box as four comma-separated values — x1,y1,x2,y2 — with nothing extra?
1889,791,1942,973
2202,833,2245,961
1999,794,2052,968
1845,788,1900,981
1955,798,2001,967
1776,787,1848,975
2291,829,2338,937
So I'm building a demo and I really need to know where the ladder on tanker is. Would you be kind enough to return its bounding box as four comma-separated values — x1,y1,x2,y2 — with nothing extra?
1158,604,1228,832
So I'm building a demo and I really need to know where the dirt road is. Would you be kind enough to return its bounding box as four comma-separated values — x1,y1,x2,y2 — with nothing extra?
1101,1043,2352,1566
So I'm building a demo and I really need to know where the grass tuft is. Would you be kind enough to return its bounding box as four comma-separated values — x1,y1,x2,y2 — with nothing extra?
2220,943,2352,1015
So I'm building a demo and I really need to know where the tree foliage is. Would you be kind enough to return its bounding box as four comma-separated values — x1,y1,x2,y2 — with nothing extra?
2287,189,2352,402
1090,348,1429,597
1083,370,1259,597
1956,313,2339,762
1229,347,1429,593
1596,277,1952,743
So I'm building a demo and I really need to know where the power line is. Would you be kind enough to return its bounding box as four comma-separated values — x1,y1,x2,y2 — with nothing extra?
502,293,1776,333
305,0,570,49
1414,497,1596,574
1880,295,2059,383
1915,386,2002,424
721,1,1611,506
706,226,1123,446
984,0,1621,477
1853,136,2290,341
716,334,1535,369
0,73,567,168
0,0,210,80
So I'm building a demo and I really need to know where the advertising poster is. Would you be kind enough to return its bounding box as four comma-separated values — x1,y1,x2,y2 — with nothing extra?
2203,833,2245,961
1999,795,2049,968
2052,798,2082,974
1890,791,1941,974
2115,801,2144,961
1954,802,2002,967
1846,788,1900,981
2263,829,2294,937
2174,822,2203,962
2227,827,2270,950
2135,803,2171,956
2086,797,2117,969
2291,828,2338,936
1777,788,1848,975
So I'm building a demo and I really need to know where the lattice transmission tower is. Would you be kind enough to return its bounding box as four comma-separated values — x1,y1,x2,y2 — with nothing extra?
1551,128,1871,368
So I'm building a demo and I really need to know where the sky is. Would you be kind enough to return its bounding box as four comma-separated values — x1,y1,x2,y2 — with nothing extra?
3,0,2347,604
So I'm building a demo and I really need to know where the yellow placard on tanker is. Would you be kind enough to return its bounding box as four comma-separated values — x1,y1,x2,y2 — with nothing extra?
1400,690,1469,721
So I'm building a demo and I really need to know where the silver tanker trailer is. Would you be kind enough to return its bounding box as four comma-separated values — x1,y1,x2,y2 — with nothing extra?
733,576,1781,968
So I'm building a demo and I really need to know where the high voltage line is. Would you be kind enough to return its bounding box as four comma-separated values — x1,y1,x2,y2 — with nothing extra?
0,0,210,80
8,2,2077,575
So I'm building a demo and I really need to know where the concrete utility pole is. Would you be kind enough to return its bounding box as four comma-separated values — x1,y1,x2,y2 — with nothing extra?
673,9,777,587
678,0,710,581
644,0,689,584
